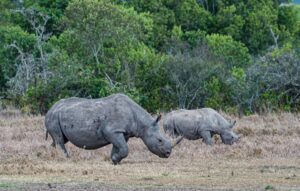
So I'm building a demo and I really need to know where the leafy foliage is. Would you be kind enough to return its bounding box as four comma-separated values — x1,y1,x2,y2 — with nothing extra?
206,34,251,68
0,0,299,114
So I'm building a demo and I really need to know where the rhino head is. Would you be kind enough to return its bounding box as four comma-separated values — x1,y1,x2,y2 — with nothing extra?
219,121,241,145
141,115,173,158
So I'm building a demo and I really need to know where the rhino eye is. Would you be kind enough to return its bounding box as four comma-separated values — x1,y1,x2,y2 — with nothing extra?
158,138,162,143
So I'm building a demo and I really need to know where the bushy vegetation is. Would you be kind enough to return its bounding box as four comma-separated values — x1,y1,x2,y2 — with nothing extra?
0,0,299,114
295,5,300,21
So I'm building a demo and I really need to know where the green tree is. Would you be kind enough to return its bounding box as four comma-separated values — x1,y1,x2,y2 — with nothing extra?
14,0,70,35
206,34,251,69
277,5,299,42
164,41,224,109
173,0,212,32
0,26,36,94
0,0,16,25
213,4,244,40
119,0,176,49
243,0,278,53
63,0,152,83
125,43,168,111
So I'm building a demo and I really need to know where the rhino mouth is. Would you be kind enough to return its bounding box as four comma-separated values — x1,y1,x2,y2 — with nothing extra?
234,136,242,144
228,137,241,145
164,151,171,158
158,149,171,158
160,153,170,158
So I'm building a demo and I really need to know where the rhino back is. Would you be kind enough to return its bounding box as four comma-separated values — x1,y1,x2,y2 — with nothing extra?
45,98,82,131
164,110,203,140
197,108,232,130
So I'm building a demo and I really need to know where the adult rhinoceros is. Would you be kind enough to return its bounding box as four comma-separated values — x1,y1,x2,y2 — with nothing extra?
45,94,180,164
163,108,241,145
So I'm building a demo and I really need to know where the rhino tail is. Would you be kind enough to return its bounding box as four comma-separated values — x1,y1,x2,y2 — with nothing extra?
45,130,48,140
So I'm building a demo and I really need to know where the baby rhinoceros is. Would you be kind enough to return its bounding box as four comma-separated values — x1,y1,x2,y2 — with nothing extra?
45,94,181,164
163,108,241,145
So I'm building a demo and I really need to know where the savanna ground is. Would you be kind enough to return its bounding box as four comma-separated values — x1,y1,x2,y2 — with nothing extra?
0,109,299,191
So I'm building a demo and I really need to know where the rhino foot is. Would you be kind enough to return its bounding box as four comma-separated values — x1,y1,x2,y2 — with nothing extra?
111,148,128,165
112,155,120,165
104,131,129,165
57,142,70,158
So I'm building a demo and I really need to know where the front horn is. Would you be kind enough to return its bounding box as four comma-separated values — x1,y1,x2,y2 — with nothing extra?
171,135,184,148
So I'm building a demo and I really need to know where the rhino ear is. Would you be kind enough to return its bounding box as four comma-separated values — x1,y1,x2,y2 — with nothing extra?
230,120,236,128
153,114,162,125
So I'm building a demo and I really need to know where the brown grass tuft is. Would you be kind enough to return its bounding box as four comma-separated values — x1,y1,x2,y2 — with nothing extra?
236,126,255,136
253,148,263,157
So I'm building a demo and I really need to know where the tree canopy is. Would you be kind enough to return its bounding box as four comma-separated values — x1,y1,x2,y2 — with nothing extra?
0,0,299,114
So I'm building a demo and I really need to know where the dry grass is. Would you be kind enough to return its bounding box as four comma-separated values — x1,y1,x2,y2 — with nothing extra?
0,110,300,190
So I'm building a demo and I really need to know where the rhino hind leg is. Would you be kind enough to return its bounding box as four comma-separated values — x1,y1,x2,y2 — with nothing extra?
57,141,69,158
49,133,56,148
46,118,70,158
45,130,56,147
104,131,128,165
53,132,69,158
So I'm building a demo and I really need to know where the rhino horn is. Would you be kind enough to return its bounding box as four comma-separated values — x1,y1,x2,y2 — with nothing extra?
171,135,184,148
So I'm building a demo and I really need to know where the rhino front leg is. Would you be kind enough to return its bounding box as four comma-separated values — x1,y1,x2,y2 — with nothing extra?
111,137,129,164
200,131,213,145
104,132,128,165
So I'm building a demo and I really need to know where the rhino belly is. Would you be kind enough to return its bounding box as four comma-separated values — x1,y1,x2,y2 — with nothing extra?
175,121,201,140
184,133,201,140
65,127,109,150
60,113,109,149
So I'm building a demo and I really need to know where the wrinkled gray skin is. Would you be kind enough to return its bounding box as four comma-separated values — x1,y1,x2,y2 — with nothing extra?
45,94,172,164
163,108,240,145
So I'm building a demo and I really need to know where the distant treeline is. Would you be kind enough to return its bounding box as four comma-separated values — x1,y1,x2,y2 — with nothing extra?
0,0,299,115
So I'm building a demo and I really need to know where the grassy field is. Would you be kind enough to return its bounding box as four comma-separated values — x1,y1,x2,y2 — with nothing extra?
0,109,299,190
